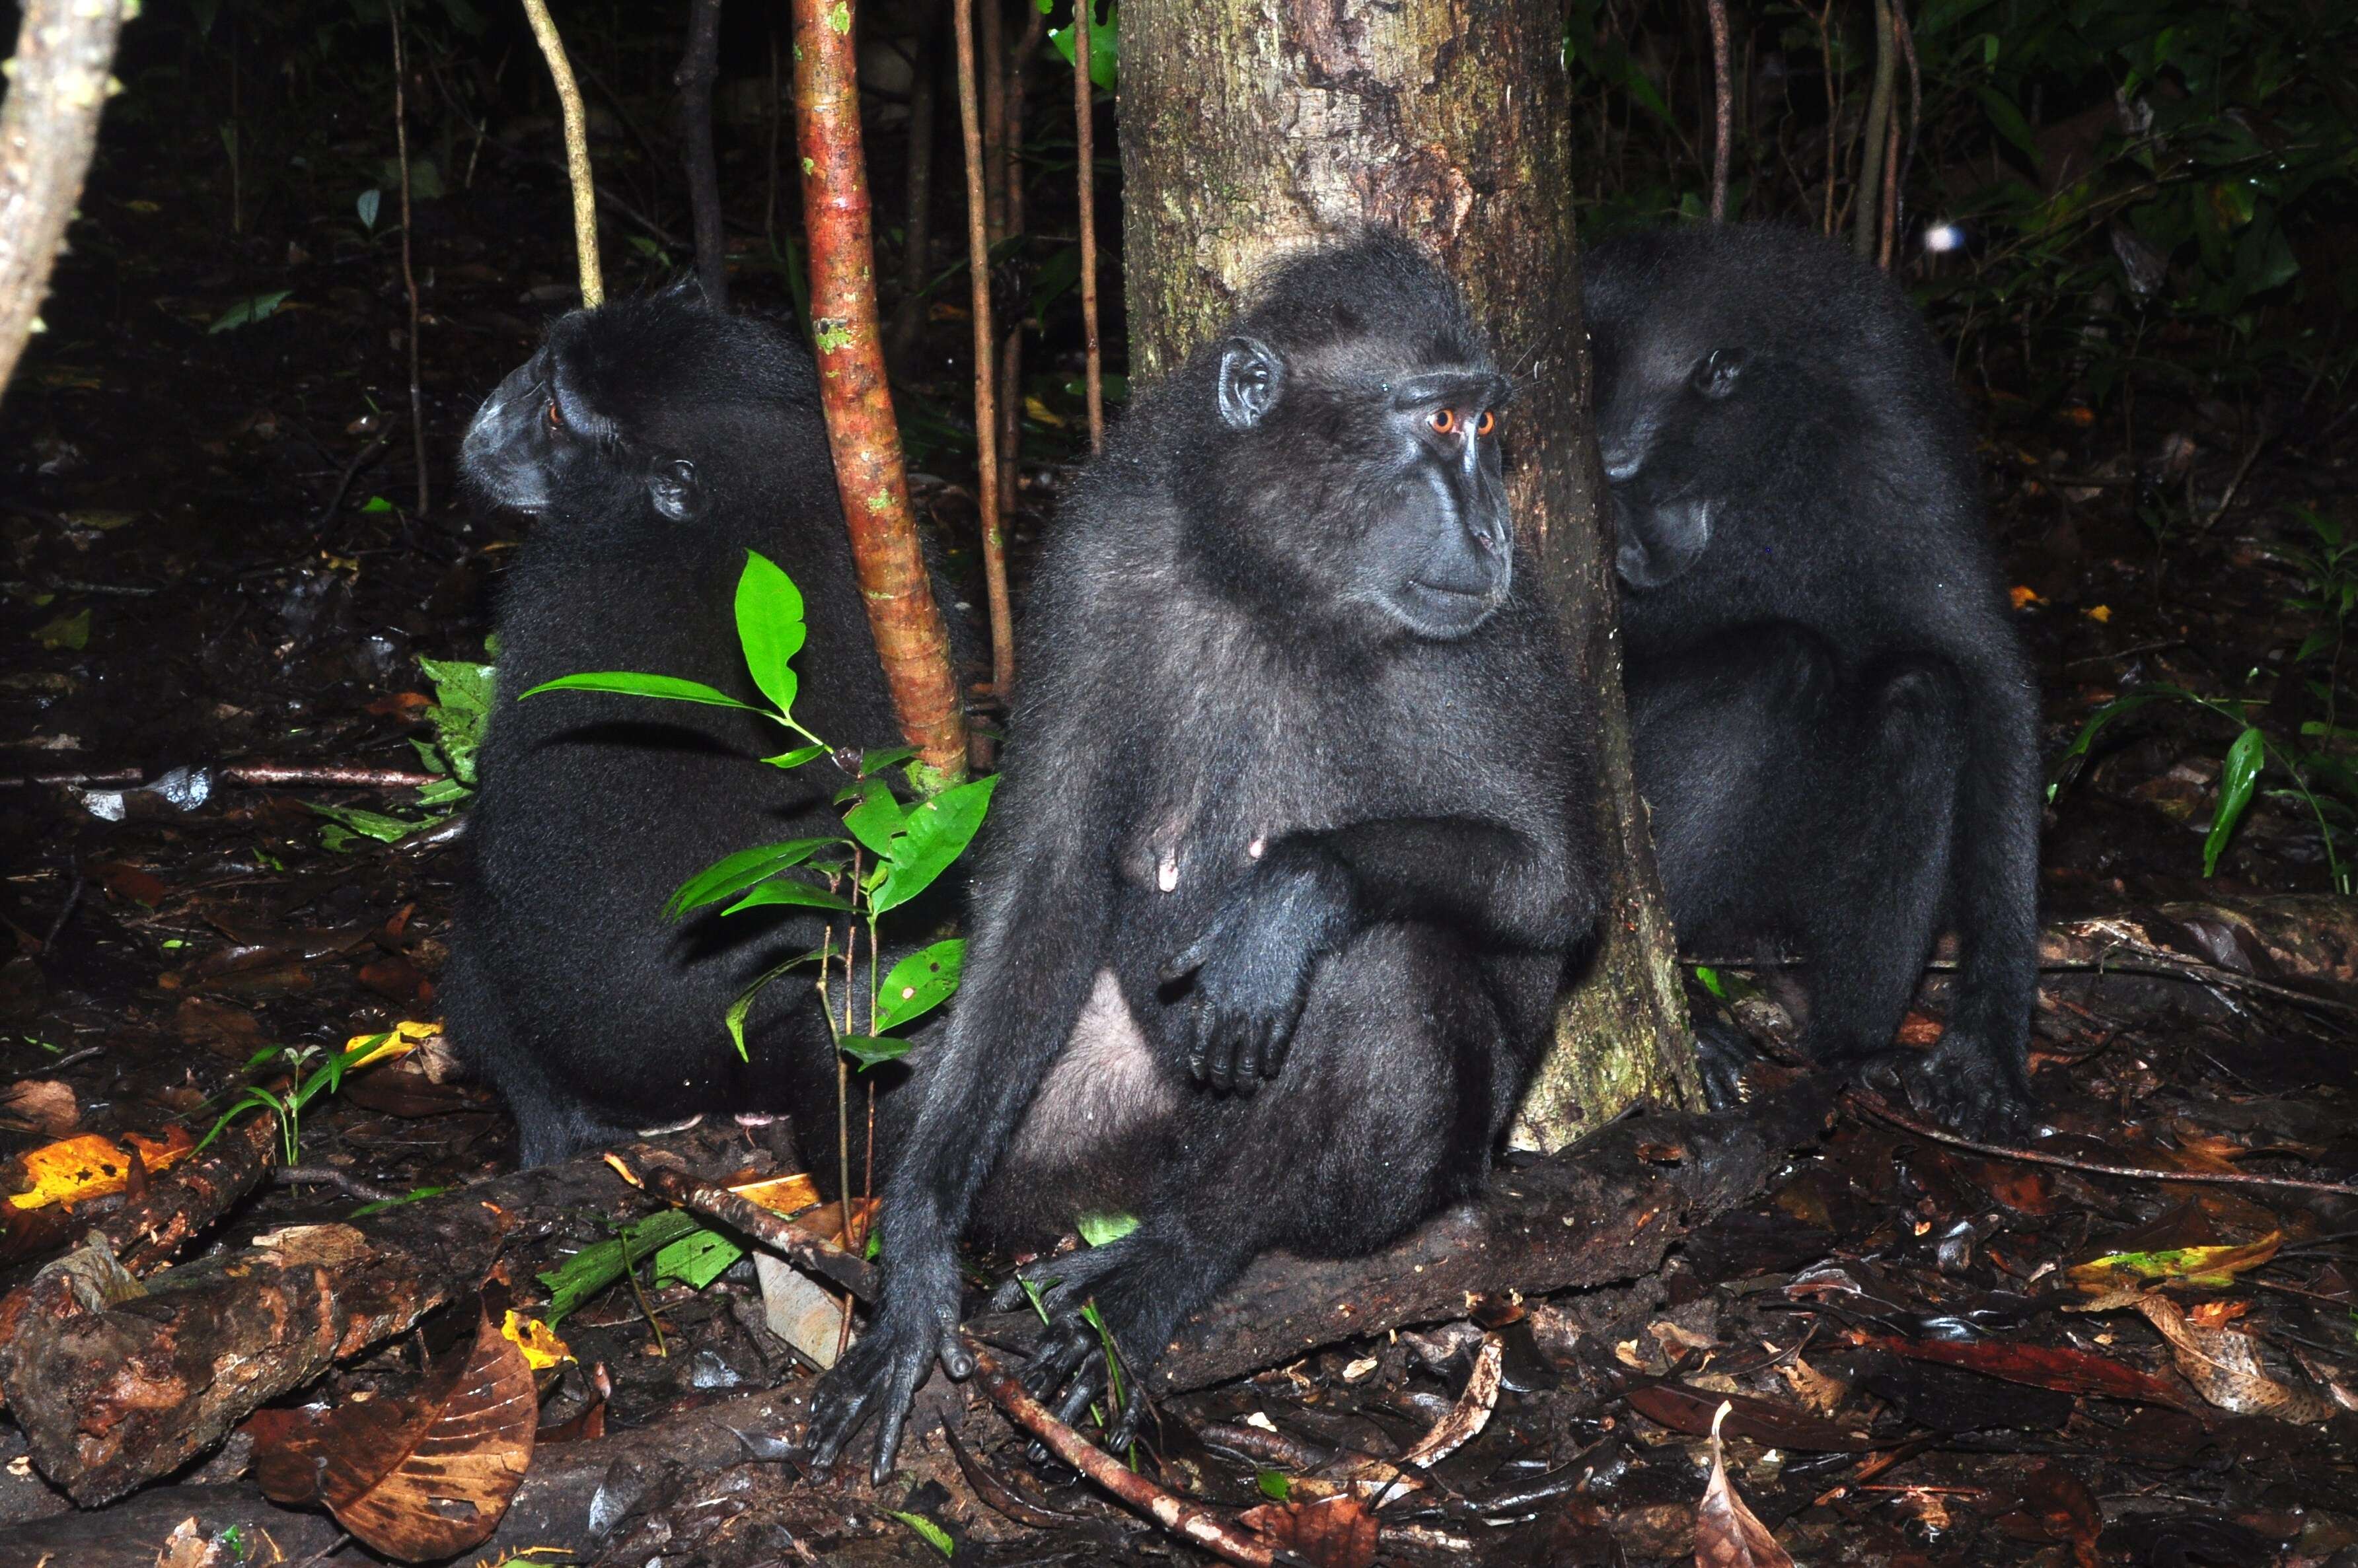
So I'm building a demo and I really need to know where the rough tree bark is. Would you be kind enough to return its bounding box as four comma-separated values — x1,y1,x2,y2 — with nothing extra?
794,0,969,780
0,0,134,406
1120,0,1699,1145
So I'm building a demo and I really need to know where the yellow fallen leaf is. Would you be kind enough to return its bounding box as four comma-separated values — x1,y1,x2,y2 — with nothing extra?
2067,1232,2281,1295
8,1127,197,1209
1023,395,1067,428
344,1019,438,1067
729,1170,821,1215
2010,585,2044,609
501,1310,571,1370
2086,604,2112,623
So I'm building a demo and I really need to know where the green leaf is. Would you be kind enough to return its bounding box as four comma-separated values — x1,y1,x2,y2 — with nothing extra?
762,744,832,769
1076,1209,1138,1246
537,1209,706,1324
1693,964,1726,1000
652,1226,745,1289
346,1184,451,1219
667,837,843,918
308,801,427,845
842,778,907,856
419,657,495,784
1976,86,2041,166
2048,688,2188,800
721,879,854,916
2203,726,2266,877
873,939,965,1034
208,290,292,333
860,745,918,775
1912,0,1998,38
355,188,381,231
723,948,827,1059
735,551,807,720
32,609,90,650
1047,0,1117,92
891,1513,955,1559
1257,1469,1292,1501
519,671,761,711
871,773,999,915
838,1034,912,1070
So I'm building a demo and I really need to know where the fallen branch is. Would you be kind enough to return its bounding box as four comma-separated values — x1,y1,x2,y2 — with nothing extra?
3,1196,510,1504
0,1127,735,1503
967,1338,1281,1567
609,1145,877,1301
1,763,444,791
1846,1090,2358,1197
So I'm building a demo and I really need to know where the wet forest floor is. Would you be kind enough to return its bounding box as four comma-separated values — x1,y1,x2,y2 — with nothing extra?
0,137,2355,1568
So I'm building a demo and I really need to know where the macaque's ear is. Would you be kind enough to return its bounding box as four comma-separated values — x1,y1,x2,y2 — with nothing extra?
648,458,704,522
1216,337,1286,431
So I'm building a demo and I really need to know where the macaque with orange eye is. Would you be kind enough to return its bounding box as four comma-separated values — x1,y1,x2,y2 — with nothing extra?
807,232,1603,1480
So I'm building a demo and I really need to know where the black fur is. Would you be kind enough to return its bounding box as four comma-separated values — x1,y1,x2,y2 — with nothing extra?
445,291,904,1166
807,233,1602,1479
1583,223,2040,1137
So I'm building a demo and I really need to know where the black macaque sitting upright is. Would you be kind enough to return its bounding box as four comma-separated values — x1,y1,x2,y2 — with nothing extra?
1582,223,2040,1137
445,290,906,1166
807,232,1603,1479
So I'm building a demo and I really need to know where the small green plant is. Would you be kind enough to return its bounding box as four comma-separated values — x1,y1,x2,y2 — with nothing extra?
314,653,493,849
525,550,995,1232
2054,510,2358,893
198,1032,399,1164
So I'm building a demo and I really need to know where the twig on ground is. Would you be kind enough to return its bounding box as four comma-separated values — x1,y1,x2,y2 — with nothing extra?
317,429,392,528
1845,1090,2358,1196
607,1148,877,1301
40,867,82,950
1,764,444,791
276,1165,404,1204
965,1337,1290,1567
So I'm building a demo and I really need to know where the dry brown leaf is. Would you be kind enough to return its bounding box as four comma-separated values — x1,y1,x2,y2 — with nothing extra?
1695,1401,1793,1568
153,1515,221,1568
0,1079,77,1137
1396,1334,1502,1469
252,1295,536,1558
1238,1493,1379,1568
2131,1293,2337,1423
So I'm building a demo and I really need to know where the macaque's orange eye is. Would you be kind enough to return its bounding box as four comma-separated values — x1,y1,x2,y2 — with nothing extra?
546,399,564,430
1475,409,1496,437
1429,408,1457,435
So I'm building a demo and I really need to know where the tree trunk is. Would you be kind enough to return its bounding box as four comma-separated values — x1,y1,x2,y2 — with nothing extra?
793,0,969,781
673,0,727,309
1120,0,1698,1145
0,0,133,407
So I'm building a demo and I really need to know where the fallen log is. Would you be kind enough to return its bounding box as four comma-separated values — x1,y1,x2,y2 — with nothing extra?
3,1204,509,1506
1147,1075,1832,1392
0,1125,756,1505
0,1088,1831,1558
0,1385,842,1568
